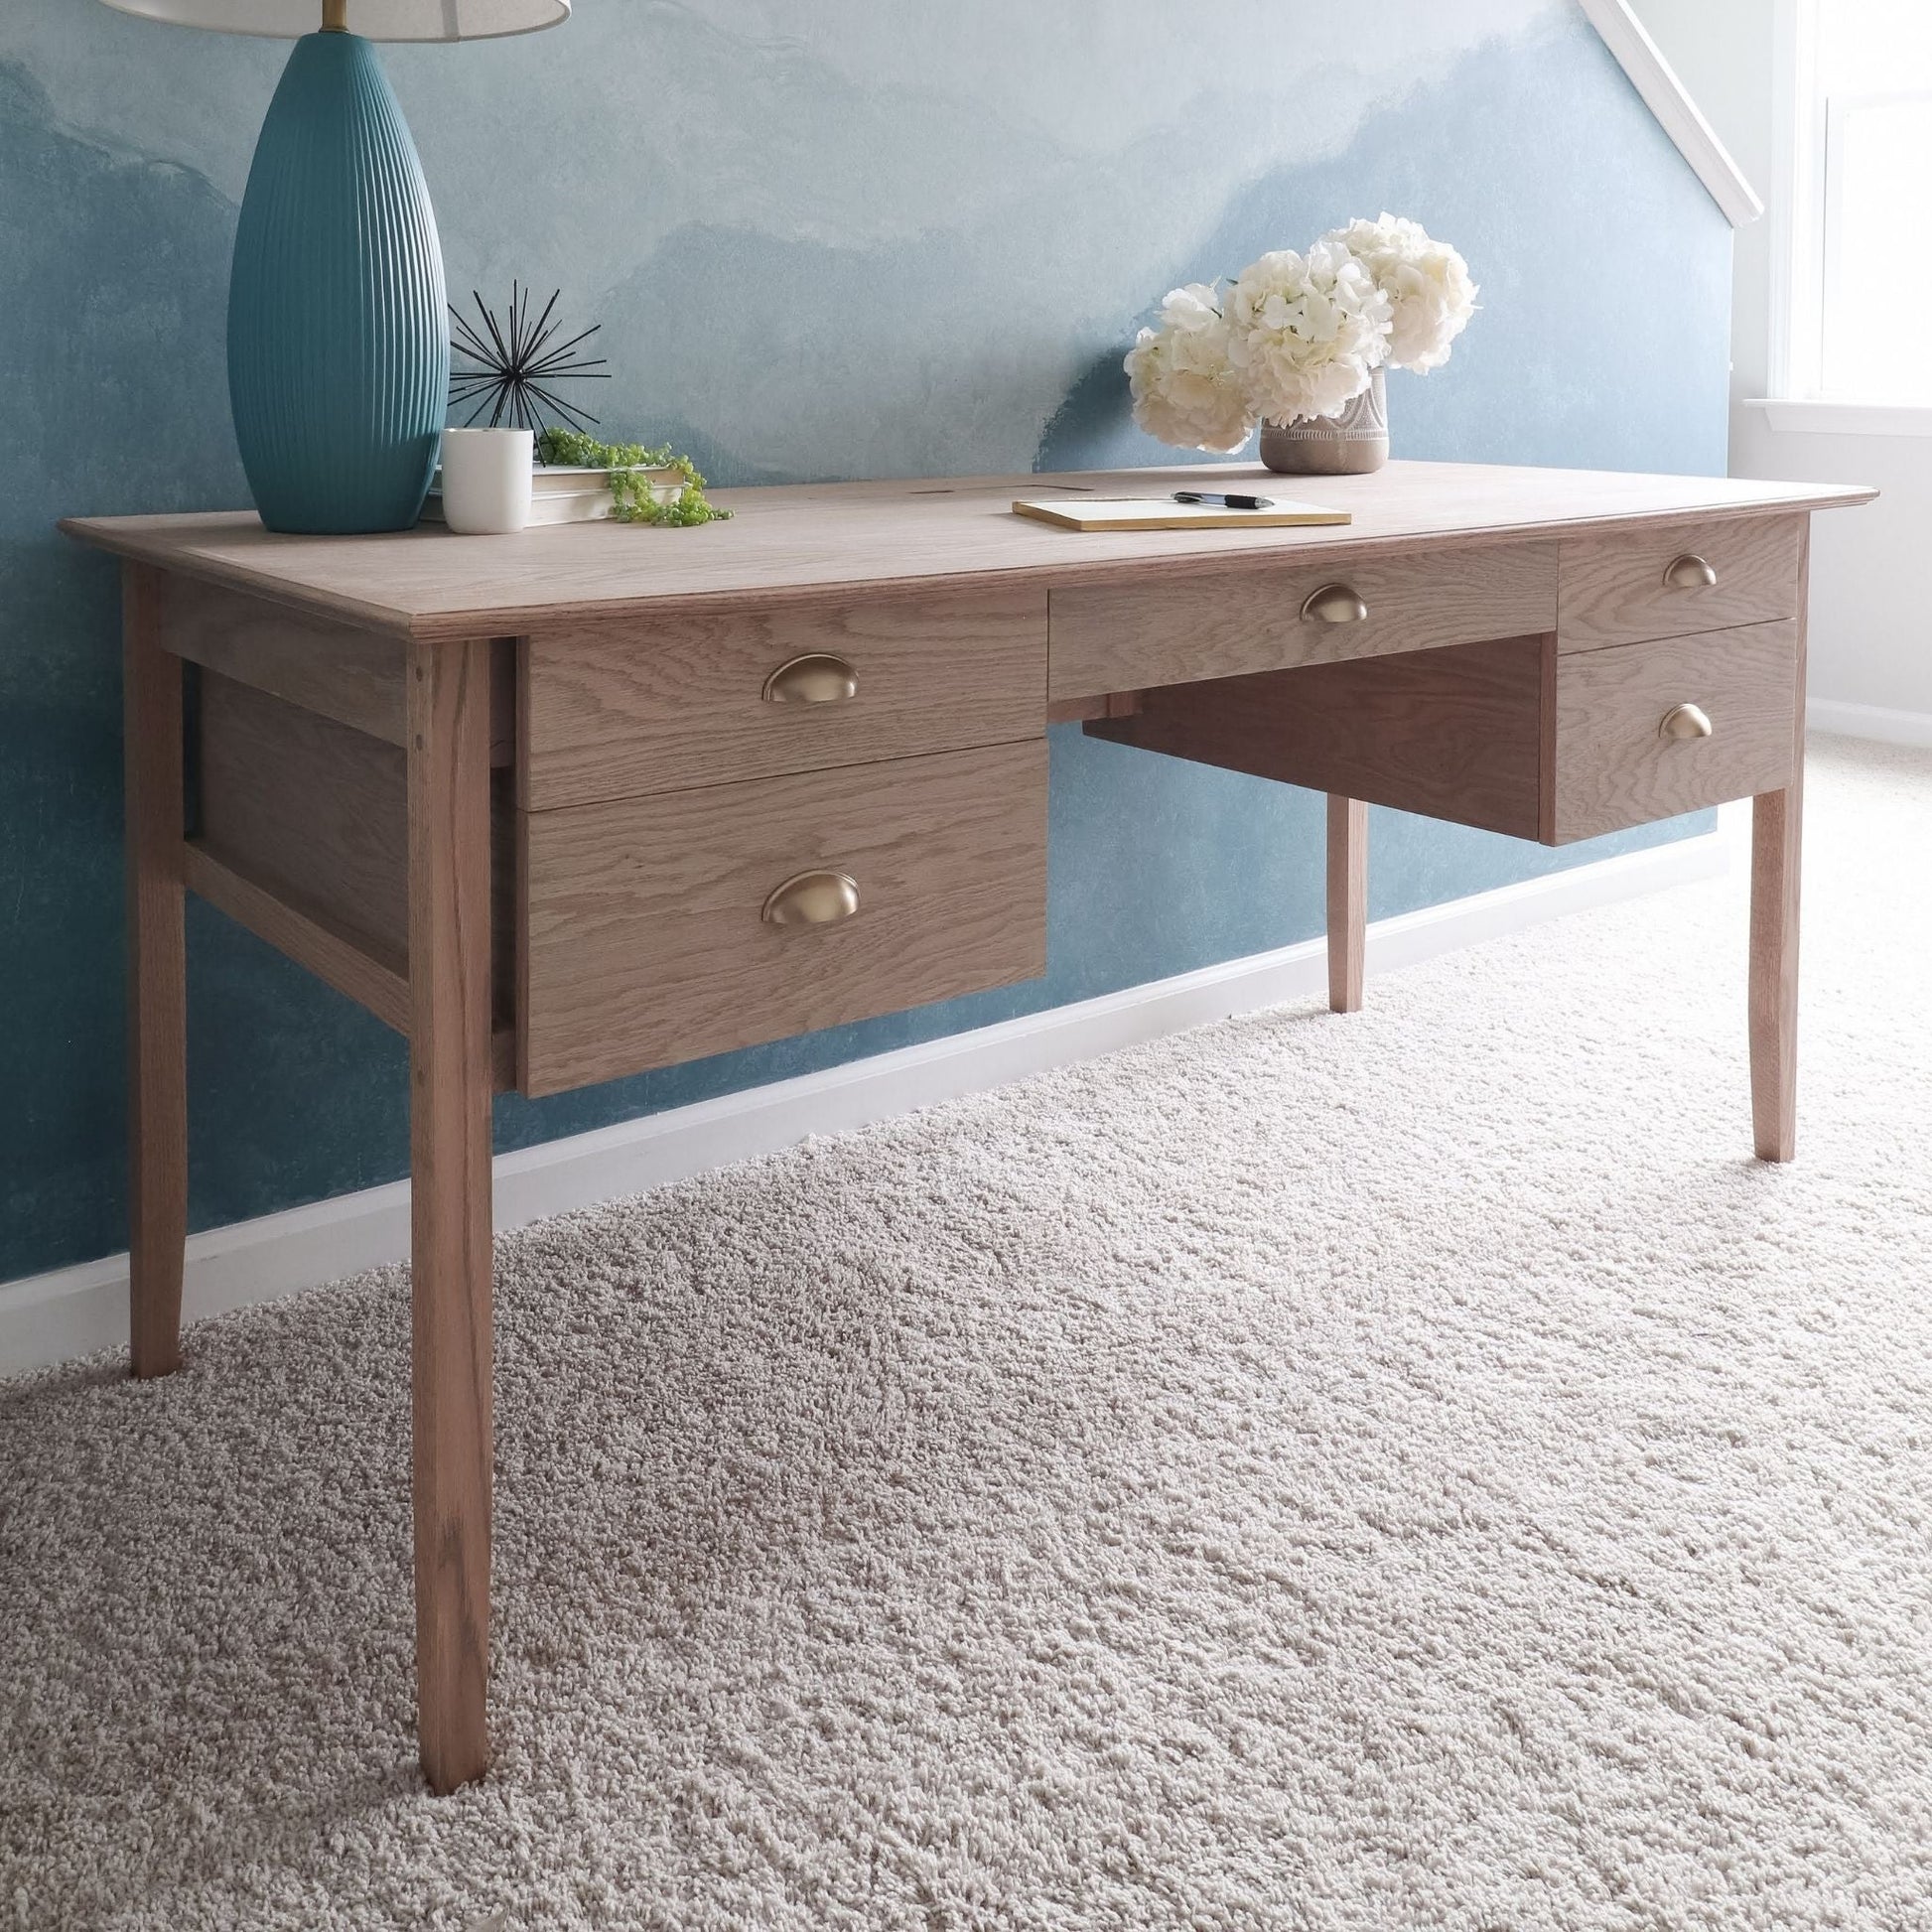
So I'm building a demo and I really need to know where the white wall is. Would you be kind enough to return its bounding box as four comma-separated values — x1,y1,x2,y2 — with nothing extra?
1632,0,1932,731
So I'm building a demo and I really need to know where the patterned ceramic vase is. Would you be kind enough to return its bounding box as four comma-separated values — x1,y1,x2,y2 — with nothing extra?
1259,365,1388,477
227,31,449,534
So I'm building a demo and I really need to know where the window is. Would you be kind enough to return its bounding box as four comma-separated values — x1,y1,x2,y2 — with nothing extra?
1779,0,1932,406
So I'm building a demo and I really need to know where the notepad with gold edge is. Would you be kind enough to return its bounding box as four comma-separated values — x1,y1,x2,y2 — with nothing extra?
1011,495,1351,532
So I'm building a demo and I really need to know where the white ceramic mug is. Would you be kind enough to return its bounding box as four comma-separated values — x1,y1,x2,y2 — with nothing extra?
439,427,533,534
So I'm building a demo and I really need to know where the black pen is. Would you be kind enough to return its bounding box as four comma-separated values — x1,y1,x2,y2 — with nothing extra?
1173,489,1274,510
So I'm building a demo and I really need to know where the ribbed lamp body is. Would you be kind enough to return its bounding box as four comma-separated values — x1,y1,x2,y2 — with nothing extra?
228,32,448,533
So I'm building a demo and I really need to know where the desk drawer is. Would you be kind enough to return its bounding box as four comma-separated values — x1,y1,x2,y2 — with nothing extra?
1048,539,1557,700
517,741,1047,1095
1558,514,1801,652
520,590,1046,810
1552,620,1798,840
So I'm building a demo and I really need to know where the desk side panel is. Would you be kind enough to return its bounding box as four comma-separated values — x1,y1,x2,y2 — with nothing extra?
194,674,519,1047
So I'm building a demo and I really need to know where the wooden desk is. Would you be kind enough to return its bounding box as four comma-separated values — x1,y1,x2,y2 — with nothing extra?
63,459,1873,1791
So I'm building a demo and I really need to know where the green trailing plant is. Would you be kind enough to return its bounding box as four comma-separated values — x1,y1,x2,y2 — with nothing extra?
534,427,731,526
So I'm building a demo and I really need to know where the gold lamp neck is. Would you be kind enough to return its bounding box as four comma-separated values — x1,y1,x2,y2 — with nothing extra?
322,0,348,30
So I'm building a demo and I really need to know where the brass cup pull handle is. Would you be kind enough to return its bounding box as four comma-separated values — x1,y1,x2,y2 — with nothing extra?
1301,583,1369,624
761,869,861,926
1663,553,1718,591
1659,702,1714,742
761,653,860,705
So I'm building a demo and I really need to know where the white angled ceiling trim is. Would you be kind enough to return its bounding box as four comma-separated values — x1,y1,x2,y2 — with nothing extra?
1577,0,1764,226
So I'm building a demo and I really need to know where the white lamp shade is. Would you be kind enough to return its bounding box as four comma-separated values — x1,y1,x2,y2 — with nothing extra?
95,0,567,41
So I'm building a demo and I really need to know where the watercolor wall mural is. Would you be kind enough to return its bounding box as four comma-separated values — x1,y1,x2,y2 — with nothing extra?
0,0,1732,1280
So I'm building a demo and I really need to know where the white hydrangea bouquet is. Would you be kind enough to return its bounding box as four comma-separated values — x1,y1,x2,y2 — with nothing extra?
1124,214,1476,473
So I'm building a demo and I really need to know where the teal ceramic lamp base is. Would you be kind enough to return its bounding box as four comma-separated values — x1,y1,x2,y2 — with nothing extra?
227,30,449,534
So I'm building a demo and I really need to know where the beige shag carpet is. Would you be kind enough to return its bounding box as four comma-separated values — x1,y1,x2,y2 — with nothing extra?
3,738,1930,1931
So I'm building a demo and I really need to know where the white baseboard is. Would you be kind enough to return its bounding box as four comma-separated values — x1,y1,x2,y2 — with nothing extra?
0,831,1726,1379
1809,700,1932,750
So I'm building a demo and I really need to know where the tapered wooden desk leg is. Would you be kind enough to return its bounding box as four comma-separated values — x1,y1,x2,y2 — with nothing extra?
1326,794,1368,1014
406,636,496,1794
1749,783,1802,1161
123,564,188,1380
1749,527,1808,1164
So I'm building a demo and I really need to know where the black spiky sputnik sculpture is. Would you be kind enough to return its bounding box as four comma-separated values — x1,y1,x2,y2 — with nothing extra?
448,283,610,434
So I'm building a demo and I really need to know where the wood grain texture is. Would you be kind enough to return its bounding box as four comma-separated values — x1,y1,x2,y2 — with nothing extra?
1046,694,1107,725
199,672,410,967
1750,525,1810,1162
1552,621,1799,843
1539,621,1559,841
406,636,496,1795
60,462,1873,641
519,742,1048,1097
159,573,409,742
1088,637,1550,841
154,578,518,763
520,588,1046,810
1558,513,1802,652
122,564,188,1379
1045,691,1148,725
1326,796,1367,1015
183,841,409,1034
196,674,520,1042
1049,540,1558,700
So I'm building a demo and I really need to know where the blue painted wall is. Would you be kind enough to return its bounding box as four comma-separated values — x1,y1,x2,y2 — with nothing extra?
0,1,1732,1283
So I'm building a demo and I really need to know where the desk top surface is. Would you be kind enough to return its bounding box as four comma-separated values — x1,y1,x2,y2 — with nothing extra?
62,460,1874,641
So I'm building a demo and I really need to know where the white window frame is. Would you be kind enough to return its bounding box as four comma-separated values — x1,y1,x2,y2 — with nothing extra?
1754,0,1932,434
